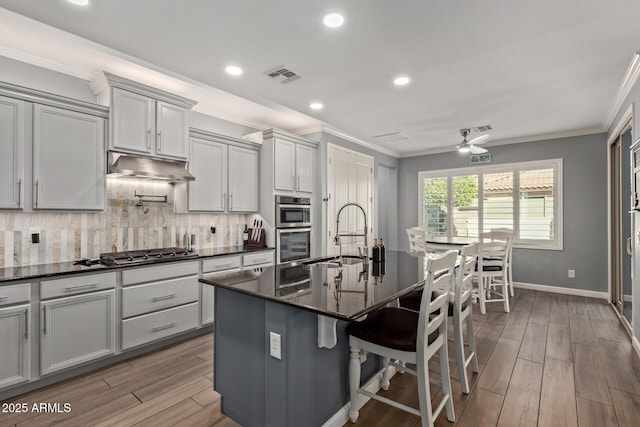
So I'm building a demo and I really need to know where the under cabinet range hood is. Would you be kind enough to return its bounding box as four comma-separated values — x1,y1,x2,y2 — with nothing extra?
107,152,195,182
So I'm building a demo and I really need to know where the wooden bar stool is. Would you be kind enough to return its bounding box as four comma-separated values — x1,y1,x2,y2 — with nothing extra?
347,250,457,427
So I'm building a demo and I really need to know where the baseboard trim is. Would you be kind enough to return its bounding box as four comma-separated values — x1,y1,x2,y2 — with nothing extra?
322,366,398,427
513,281,608,300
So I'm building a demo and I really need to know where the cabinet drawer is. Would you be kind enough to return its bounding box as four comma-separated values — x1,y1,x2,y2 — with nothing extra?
122,303,198,350
201,256,241,273
41,273,115,300
243,251,274,268
122,275,198,318
122,261,198,286
0,283,30,306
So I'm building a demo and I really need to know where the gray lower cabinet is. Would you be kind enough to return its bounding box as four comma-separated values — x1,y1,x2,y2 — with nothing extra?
40,289,116,375
32,104,105,210
0,304,30,388
121,261,199,350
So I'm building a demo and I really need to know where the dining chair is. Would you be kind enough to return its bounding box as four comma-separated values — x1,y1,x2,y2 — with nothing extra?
407,226,428,253
397,242,480,394
347,250,457,426
474,231,513,314
489,227,515,296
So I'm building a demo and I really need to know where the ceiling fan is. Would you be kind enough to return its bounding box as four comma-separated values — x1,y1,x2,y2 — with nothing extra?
456,129,490,154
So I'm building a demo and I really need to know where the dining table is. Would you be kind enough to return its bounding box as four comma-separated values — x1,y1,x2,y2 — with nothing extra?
425,235,478,251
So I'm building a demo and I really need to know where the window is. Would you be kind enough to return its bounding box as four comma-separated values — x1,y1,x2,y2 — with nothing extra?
418,159,563,249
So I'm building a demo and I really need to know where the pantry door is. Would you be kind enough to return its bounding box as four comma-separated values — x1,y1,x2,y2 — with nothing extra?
327,144,373,257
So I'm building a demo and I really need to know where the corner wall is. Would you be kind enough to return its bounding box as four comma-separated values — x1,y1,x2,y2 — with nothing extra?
398,133,608,293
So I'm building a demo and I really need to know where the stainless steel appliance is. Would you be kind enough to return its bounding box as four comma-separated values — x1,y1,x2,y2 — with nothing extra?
99,247,198,266
275,195,311,228
275,261,312,300
276,228,312,264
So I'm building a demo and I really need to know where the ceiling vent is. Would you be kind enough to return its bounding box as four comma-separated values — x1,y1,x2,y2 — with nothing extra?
472,124,493,132
371,132,408,143
264,65,301,84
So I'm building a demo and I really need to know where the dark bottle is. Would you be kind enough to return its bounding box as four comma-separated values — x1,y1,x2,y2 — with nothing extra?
372,238,380,263
243,224,249,248
379,238,386,261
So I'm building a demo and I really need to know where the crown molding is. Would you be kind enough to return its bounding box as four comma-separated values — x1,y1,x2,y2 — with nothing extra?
603,51,640,130
293,124,400,157
0,45,96,81
398,127,605,158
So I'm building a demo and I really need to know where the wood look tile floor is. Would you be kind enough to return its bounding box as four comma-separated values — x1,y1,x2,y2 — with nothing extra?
0,333,237,427
347,290,640,427
1,290,639,427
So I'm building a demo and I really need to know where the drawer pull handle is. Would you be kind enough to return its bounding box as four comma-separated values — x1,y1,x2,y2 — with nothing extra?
0,296,8,301
152,322,177,333
24,308,28,339
42,306,46,334
217,263,232,268
151,293,177,302
65,283,99,292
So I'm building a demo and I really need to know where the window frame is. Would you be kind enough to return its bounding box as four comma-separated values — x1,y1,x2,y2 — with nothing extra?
418,158,563,250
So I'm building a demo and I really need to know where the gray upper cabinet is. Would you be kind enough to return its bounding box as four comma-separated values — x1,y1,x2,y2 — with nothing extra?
33,104,105,210
94,73,196,161
111,88,188,160
266,130,317,195
0,96,25,209
176,129,260,213
274,138,296,192
188,137,227,211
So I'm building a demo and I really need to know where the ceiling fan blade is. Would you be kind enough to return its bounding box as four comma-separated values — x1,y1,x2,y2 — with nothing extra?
469,145,488,154
469,134,490,145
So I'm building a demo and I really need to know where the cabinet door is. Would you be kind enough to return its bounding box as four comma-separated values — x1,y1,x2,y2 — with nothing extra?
188,138,227,211
33,105,105,210
274,138,296,191
111,88,154,154
41,289,115,375
228,146,258,212
296,144,314,193
156,101,188,159
0,96,25,209
201,284,214,325
0,304,30,388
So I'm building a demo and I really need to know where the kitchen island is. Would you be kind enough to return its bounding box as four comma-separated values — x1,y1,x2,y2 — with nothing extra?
199,250,432,427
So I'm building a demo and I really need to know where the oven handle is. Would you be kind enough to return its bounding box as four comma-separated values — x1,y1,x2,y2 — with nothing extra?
277,278,312,289
277,228,312,234
276,204,311,209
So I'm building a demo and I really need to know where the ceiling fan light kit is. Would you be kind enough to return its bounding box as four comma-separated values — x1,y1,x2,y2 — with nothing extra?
456,128,490,154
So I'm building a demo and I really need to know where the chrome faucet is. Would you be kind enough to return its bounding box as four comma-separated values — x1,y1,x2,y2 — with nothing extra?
334,202,369,263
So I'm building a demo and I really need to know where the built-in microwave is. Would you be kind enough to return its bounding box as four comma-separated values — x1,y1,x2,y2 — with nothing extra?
276,228,311,264
275,195,311,228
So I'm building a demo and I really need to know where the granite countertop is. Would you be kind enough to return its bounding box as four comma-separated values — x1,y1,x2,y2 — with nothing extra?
0,246,274,284
200,250,436,320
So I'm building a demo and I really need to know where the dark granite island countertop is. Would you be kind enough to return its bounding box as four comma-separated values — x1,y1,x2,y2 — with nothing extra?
199,250,439,427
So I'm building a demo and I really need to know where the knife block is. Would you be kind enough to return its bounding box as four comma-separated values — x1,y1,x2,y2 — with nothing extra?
247,228,267,248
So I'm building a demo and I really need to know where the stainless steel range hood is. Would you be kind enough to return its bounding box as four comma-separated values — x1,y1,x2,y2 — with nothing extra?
107,152,195,182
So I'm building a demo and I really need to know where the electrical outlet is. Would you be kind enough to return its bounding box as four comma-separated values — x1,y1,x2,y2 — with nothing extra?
270,332,281,360
210,226,216,234
29,227,40,244
568,269,575,278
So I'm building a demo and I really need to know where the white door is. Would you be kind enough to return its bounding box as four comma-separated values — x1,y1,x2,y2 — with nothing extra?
40,289,115,375
111,88,154,154
228,146,258,212
296,143,314,193
274,139,296,191
156,101,188,159
188,138,227,211
33,105,105,210
0,304,30,388
0,96,24,209
327,144,373,257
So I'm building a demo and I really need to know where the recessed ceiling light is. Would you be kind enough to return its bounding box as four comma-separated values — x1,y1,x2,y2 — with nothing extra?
323,13,344,28
310,102,324,110
225,66,243,76
67,0,89,5
393,76,411,86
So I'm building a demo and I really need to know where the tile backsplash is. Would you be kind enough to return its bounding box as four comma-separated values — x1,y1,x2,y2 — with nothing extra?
0,178,252,268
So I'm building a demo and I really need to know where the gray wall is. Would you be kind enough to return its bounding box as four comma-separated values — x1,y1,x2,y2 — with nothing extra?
398,133,608,292
304,131,400,255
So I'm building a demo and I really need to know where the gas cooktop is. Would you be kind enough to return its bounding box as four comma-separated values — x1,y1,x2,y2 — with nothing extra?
99,247,198,266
